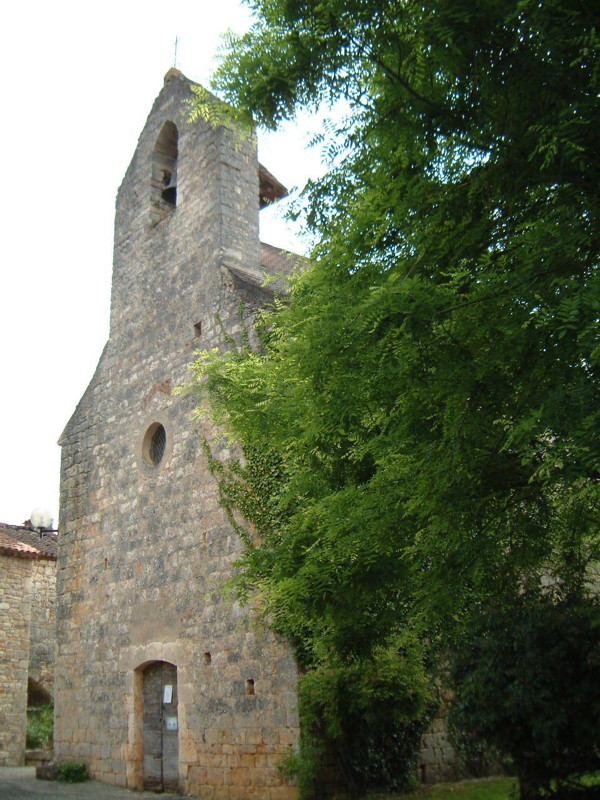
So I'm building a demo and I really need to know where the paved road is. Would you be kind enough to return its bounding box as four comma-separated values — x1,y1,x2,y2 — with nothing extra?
0,768,183,799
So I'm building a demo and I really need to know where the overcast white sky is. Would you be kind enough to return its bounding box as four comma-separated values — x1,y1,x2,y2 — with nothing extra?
0,1,325,527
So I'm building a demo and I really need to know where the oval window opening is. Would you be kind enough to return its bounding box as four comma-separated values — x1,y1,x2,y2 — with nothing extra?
150,425,166,465
143,423,167,467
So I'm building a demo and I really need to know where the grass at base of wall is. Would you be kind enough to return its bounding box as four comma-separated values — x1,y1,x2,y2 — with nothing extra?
368,777,516,800
369,774,600,800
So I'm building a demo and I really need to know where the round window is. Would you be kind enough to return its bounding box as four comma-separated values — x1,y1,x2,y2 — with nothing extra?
142,423,167,467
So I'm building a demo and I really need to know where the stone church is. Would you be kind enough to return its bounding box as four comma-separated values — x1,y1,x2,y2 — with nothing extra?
55,69,300,799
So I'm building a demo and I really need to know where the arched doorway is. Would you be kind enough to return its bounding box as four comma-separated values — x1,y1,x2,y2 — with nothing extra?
142,661,179,792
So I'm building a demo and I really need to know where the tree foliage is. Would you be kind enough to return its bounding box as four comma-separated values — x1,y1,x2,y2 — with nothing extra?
450,591,600,800
188,0,600,795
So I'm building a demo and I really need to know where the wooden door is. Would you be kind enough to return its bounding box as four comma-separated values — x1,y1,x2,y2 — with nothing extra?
143,661,179,793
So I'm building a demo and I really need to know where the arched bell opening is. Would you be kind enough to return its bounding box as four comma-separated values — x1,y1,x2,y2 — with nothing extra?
151,121,179,224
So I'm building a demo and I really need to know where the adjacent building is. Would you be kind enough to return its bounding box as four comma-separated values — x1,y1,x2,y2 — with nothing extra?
0,523,57,765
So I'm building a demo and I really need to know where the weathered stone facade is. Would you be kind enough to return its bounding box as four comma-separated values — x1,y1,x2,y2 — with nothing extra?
0,526,57,766
419,710,459,784
28,555,57,700
0,545,31,766
55,70,299,798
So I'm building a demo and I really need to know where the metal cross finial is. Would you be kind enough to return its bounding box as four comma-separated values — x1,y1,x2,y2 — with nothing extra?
173,36,179,68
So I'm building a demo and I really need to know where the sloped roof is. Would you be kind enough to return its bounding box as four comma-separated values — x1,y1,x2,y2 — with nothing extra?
225,242,306,295
258,164,288,209
261,242,303,276
0,524,58,560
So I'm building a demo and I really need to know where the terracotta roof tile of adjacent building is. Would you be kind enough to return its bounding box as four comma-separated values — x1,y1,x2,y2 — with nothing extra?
224,242,306,296
260,241,304,277
0,524,58,559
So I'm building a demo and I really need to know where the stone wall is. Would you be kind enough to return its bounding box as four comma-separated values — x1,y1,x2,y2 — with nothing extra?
0,552,32,766
55,70,299,799
28,557,56,697
419,710,460,784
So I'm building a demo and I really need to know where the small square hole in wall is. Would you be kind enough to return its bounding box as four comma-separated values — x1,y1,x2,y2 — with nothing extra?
194,322,202,338
203,652,211,665
246,679,255,696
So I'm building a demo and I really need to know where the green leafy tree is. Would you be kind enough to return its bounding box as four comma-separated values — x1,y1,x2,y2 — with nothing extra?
189,0,600,795
450,591,600,800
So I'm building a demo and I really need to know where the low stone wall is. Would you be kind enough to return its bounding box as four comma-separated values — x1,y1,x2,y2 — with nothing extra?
25,749,53,767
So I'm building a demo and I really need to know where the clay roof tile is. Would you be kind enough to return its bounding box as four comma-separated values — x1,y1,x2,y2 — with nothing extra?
0,524,58,559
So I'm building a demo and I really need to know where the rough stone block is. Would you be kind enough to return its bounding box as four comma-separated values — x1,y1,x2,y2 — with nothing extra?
36,763,59,781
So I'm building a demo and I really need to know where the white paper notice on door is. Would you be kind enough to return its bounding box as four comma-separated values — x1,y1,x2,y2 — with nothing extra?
165,716,178,731
163,684,173,704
